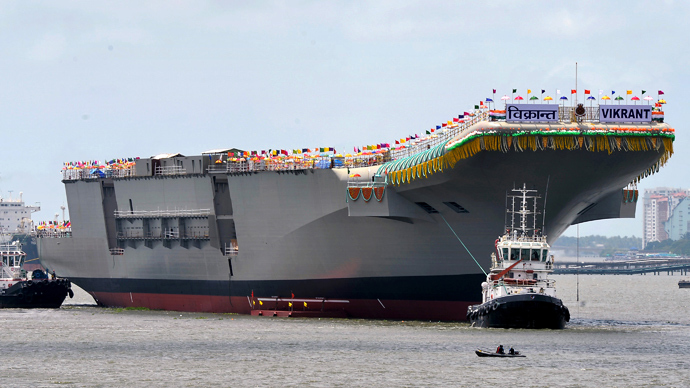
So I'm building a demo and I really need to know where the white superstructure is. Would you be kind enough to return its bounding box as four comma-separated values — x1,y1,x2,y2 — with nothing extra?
0,193,40,234
481,184,556,303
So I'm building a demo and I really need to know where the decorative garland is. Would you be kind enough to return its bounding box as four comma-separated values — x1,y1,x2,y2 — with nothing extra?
622,189,638,203
361,187,373,202
347,187,361,201
386,130,675,187
374,186,385,202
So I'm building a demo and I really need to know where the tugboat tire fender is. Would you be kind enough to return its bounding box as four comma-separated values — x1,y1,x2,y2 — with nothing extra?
26,280,33,286
68,289,74,299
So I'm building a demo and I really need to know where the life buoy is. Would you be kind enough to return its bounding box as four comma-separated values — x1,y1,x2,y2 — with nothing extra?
492,303,499,311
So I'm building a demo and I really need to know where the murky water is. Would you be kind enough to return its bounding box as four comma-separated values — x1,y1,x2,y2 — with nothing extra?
3,275,690,387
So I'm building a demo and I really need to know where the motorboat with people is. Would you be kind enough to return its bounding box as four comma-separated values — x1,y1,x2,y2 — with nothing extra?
467,184,570,329
475,346,525,358
0,240,73,308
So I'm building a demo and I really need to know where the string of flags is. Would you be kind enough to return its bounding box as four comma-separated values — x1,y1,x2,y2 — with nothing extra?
37,220,71,230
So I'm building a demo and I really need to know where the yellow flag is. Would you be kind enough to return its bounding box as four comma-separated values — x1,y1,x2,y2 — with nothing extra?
303,302,308,307
288,302,293,307
627,90,632,95
527,89,532,94
259,300,263,306
252,300,255,305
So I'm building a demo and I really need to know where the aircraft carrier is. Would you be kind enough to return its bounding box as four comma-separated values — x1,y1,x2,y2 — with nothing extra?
38,101,675,320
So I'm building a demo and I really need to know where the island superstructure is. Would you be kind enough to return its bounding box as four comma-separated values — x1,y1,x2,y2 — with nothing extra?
38,96,675,320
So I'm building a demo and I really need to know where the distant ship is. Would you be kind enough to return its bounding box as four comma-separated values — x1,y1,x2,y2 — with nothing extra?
467,184,569,329
38,97,674,320
0,194,42,271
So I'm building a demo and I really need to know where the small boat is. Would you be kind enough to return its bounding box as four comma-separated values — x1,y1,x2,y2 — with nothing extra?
679,279,690,289
475,349,525,358
1,240,73,308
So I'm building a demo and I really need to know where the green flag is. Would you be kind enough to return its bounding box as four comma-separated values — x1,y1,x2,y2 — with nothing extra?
642,90,646,95
426,130,431,135
512,89,517,93
474,105,479,109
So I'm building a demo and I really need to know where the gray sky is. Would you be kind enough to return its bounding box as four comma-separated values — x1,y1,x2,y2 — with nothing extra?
0,1,687,238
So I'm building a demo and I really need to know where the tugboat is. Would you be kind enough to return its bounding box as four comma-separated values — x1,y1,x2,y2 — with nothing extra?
679,279,690,289
467,184,570,329
0,240,73,308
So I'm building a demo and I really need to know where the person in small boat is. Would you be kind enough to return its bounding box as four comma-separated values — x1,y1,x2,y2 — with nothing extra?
496,345,505,354
509,347,515,355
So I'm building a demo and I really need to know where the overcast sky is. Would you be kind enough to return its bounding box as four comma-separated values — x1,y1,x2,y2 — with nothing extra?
0,1,687,238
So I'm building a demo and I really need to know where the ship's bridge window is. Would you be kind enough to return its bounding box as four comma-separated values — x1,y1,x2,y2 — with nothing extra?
542,249,549,261
509,249,518,261
502,248,509,260
520,248,530,260
531,249,540,261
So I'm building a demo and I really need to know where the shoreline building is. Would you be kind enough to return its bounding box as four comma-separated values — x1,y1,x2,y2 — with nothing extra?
665,197,690,241
643,187,690,247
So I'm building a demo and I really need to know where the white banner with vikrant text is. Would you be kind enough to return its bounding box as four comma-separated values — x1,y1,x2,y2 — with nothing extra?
506,104,559,122
599,105,652,123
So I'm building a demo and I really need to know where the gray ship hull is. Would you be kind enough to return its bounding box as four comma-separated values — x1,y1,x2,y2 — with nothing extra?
38,124,672,320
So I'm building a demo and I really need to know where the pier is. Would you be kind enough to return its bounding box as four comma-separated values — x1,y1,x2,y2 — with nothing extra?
554,258,690,275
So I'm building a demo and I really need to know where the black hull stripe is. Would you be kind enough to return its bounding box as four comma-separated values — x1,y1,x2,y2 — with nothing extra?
72,274,485,302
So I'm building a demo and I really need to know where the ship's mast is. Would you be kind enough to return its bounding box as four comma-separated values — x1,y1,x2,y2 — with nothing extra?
505,183,542,237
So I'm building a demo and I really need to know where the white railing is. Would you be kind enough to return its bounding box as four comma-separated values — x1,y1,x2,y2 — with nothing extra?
155,165,186,176
114,209,211,218
62,167,135,181
116,231,209,240
388,110,490,161
36,230,72,238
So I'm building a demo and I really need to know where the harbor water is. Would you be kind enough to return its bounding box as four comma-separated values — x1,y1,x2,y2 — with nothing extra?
2,274,690,387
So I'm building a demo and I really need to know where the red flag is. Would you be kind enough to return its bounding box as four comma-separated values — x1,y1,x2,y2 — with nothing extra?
571,89,576,94
395,140,399,144
291,292,294,299
584,90,590,94
453,118,459,122
251,290,254,298
658,90,665,95
441,123,447,127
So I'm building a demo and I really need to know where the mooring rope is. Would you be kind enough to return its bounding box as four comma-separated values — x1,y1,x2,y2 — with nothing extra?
439,213,487,276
